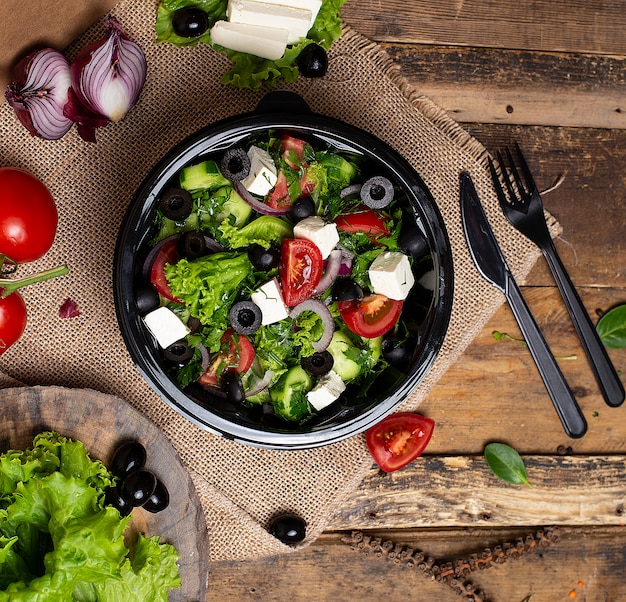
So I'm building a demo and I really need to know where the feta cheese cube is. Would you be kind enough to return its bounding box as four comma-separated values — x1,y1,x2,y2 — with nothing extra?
241,145,278,196
143,306,190,349
251,278,290,325
228,0,313,45
261,0,322,28
368,251,415,300
293,216,339,259
209,20,288,61
307,370,346,411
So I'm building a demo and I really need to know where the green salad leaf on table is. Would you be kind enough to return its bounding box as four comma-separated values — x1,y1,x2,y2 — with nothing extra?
155,0,348,89
0,432,180,601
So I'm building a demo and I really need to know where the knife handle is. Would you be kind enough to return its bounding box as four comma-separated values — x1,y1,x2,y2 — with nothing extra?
504,271,588,438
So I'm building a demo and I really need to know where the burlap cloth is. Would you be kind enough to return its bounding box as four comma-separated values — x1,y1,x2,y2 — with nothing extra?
0,0,550,563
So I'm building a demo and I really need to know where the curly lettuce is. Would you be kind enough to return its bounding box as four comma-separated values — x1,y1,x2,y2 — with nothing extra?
156,0,348,89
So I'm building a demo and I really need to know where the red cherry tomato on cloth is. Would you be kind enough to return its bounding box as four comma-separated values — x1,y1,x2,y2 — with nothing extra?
335,208,390,239
149,239,182,303
198,329,255,387
279,238,323,306
338,294,403,338
0,167,58,263
366,413,435,473
0,292,27,355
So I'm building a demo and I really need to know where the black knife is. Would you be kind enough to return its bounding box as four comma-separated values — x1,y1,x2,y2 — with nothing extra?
460,172,587,438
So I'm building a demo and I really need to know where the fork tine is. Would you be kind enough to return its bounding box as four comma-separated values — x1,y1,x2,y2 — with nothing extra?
488,156,510,208
513,141,537,193
504,146,528,200
496,149,519,203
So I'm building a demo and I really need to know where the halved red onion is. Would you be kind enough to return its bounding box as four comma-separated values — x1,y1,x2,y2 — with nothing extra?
5,48,73,140
289,299,335,351
313,249,342,295
234,181,290,216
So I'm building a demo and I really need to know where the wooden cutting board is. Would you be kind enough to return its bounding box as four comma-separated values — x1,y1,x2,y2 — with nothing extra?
0,385,209,602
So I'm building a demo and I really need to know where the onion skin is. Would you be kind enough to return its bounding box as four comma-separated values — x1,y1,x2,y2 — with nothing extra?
289,299,335,352
5,49,73,140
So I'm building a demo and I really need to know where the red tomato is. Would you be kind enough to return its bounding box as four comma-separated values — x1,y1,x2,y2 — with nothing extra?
0,167,58,263
149,239,182,303
335,208,390,238
198,329,255,387
338,294,403,338
266,172,291,210
366,413,435,472
0,292,27,355
279,238,323,306
299,167,319,198
280,135,312,169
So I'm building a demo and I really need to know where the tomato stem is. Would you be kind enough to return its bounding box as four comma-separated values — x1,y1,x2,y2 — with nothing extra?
0,264,69,298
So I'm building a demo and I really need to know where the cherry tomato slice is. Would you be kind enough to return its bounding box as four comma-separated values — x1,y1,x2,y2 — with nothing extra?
198,329,255,387
266,171,292,210
0,292,27,355
279,238,323,307
280,135,312,169
366,413,435,473
335,207,390,238
337,294,403,338
149,239,182,303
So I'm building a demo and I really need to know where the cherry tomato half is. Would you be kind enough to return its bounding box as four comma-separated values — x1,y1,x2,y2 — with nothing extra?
280,135,312,170
0,292,27,355
0,167,58,263
338,294,403,338
198,329,255,387
279,238,323,307
335,208,390,239
366,413,435,473
266,171,292,210
149,239,182,303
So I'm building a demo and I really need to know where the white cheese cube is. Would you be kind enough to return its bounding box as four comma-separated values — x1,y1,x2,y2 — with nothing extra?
307,370,346,411
251,278,290,325
143,307,190,349
241,145,278,196
228,0,312,45
293,216,339,259
368,252,415,300
260,0,322,28
209,20,288,61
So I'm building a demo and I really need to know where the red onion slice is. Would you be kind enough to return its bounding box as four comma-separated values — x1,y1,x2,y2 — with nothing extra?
234,181,290,216
289,299,335,351
313,249,342,295
245,370,275,398
141,234,180,281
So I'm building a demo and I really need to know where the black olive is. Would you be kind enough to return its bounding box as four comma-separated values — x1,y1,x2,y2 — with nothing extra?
187,316,202,334
177,231,207,260
111,440,147,479
121,469,158,507
229,300,262,335
158,188,193,221
398,225,429,259
248,244,281,271
296,44,328,78
142,479,170,513
220,147,251,182
163,339,194,364
301,351,334,376
287,197,316,222
360,175,394,209
135,282,160,315
171,8,209,38
105,484,133,517
222,371,246,405
332,278,364,302
381,333,414,370
269,514,307,545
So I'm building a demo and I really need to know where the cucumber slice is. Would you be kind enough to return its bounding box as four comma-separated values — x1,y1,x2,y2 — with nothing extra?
327,331,361,381
180,160,230,191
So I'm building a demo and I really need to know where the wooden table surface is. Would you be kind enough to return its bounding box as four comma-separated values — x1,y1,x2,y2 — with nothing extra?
208,2,626,601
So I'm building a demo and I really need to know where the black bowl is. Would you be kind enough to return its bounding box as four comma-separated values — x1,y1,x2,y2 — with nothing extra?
113,91,453,449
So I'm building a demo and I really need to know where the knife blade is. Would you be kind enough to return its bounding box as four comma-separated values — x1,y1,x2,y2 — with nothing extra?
460,172,587,438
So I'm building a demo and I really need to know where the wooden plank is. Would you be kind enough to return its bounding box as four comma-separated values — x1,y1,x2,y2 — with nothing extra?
381,45,626,129
327,455,626,531
342,0,626,55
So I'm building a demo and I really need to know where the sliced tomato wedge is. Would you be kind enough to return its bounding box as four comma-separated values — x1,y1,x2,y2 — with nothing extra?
266,171,292,210
281,135,312,169
337,294,403,338
198,329,255,387
366,413,435,472
299,166,319,198
279,238,323,306
150,239,182,303
335,207,390,239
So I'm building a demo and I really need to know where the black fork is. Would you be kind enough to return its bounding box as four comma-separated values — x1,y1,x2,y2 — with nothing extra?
489,144,624,408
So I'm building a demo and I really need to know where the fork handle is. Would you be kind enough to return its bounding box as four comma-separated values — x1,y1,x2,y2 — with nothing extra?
504,271,588,438
542,240,625,408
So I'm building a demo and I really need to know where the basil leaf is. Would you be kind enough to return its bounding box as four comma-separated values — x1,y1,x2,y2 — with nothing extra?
484,442,533,487
597,304,626,349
